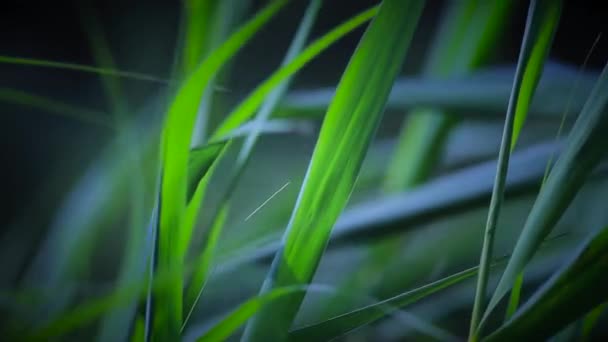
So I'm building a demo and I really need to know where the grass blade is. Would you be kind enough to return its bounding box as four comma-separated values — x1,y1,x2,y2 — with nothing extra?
182,0,321,320
181,0,250,144
155,1,287,339
581,303,606,340
180,142,230,262
210,4,380,140
186,142,230,202
385,0,512,191
0,87,112,129
469,1,562,338
482,58,608,331
505,33,603,320
503,273,524,320
327,0,512,321
279,63,597,121
26,261,185,340
0,55,169,84
241,1,424,340
181,0,219,77
485,225,608,341
194,286,303,342
288,265,485,341
218,140,606,270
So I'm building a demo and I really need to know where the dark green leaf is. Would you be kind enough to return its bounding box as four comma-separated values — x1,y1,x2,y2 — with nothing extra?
485,225,608,341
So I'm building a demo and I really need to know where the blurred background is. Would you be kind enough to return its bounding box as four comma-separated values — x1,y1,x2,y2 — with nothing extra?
2,0,608,340
2,0,607,234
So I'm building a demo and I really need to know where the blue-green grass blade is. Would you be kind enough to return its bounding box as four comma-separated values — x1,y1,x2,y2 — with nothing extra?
385,0,512,191
279,63,597,121
288,265,483,341
485,225,608,341
470,1,562,338
505,33,603,320
329,0,512,324
482,59,608,332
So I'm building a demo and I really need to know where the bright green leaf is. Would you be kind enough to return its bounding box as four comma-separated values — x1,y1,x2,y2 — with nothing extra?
241,1,425,340
155,1,287,338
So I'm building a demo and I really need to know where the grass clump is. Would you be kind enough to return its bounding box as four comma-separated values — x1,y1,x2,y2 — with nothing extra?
1,1,607,341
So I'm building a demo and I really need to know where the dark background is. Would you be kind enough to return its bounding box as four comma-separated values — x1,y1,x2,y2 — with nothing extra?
1,0,607,229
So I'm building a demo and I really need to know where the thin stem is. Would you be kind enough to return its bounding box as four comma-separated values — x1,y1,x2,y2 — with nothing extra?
469,0,544,338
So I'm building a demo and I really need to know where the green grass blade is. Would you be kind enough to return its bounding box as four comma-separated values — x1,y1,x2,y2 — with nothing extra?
131,316,145,342
155,1,287,339
503,272,524,320
186,142,229,202
288,265,483,341
0,87,112,128
505,33,604,320
485,225,608,341
182,0,250,144
328,0,512,322
181,0,218,77
26,262,185,340
182,0,321,321
469,1,562,338
0,55,169,84
385,0,512,191
581,303,606,341
182,203,229,331
482,60,608,331
241,1,424,340
209,4,380,140
194,286,306,342
509,0,563,149
180,142,230,261
236,0,321,161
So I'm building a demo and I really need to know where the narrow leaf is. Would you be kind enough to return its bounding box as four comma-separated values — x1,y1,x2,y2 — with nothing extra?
483,59,608,329
210,4,379,140
156,1,287,338
288,265,483,341
485,225,608,341
385,0,512,191
0,87,112,128
279,62,597,121
581,303,606,341
186,142,228,202
241,1,425,340
194,287,304,342
0,55,169,83
218,140,602,269
183,0,321,320
470,0,562,337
